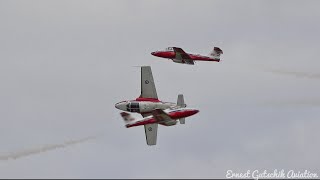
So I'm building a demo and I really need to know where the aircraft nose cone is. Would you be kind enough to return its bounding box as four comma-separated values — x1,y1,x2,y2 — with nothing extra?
115,102,126,110
151,51,160,57
194,109,199,114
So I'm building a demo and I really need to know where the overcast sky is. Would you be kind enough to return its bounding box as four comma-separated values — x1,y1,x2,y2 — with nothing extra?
0,0,319,178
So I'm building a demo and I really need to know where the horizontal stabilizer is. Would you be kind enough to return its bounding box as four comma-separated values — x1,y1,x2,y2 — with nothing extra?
120,112,135,124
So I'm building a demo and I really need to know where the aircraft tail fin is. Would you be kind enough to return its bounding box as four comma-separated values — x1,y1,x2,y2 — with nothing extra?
177,94,187,124
209,47,223,60
120,112,135,125
177,94,187,108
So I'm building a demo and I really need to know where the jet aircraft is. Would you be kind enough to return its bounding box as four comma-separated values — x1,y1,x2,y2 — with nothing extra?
121,108,199,128
115,66,199,145
151,46,223,65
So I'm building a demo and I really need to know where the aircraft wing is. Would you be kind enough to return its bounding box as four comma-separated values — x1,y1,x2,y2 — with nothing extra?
140,66,158,99
172,47,194,65
144,123,158,146
151,109,173,122
183,59,194,65
143,109,172,145
141,113,151,118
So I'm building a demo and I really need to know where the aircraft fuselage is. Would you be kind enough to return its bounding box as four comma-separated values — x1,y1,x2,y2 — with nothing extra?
126,108,199,128
151,51,220,62
115,98,176,114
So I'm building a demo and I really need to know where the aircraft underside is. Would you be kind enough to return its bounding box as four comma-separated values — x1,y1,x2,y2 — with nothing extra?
115,66,198,146
172,58,184,64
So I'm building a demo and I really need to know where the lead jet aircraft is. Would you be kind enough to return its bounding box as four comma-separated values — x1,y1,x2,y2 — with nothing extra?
115,66,199,146
151,46,223,65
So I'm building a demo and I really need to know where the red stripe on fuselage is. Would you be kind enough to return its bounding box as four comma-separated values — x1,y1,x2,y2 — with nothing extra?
135,97,161,102
188,54,220,62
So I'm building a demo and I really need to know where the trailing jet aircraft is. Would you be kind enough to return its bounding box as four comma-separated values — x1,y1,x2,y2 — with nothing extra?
121,108,199,128
151,46,223,65
115,66,199,146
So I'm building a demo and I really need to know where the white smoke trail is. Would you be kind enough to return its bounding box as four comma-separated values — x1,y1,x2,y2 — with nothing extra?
0,135,98,161
263,68,320,79
262,99,320,107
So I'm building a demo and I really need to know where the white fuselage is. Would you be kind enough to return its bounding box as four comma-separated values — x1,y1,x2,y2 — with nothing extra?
115,100,176,114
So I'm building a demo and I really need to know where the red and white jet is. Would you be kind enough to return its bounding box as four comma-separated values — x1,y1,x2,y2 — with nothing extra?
115,66,199,146
151,46,223,65
121,108,199,128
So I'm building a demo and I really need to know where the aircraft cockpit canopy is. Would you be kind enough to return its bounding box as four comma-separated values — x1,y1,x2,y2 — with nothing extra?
127,102,140,113
165,47,174,51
